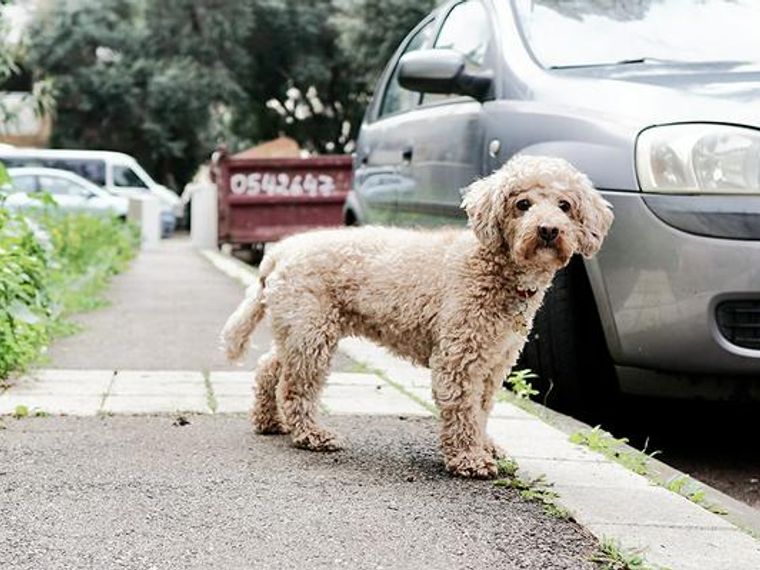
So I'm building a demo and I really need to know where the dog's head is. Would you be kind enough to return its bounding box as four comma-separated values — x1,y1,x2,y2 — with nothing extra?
462,155,613,270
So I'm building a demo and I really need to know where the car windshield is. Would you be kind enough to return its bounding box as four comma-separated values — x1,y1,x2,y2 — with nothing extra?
513,0,760,69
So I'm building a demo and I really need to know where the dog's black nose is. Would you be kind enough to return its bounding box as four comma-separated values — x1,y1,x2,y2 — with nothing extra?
538,225,559,243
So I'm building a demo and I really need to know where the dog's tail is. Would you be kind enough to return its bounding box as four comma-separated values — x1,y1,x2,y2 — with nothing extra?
220,255,275,361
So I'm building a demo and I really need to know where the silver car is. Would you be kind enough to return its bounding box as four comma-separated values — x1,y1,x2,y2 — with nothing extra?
346,0,760,410
4,167,128,218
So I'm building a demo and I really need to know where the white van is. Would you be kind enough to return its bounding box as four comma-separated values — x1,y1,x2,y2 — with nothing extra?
0,148,182,234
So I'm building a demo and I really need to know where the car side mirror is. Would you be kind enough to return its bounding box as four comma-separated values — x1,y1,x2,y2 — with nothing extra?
398,49,493,102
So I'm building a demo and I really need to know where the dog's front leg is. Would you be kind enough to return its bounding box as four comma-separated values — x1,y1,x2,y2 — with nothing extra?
432,355,498,479
480,361,510,460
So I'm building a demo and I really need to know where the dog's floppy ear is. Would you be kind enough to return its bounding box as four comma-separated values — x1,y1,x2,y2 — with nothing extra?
461,175,505,251
576,177,614,258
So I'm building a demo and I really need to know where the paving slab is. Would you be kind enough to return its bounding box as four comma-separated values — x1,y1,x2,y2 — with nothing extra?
102,395,209,414
0,394,102,416
109,370,206,396
588,523,760,570
322,383,431,416
213,395,249,414
9,369,115,392
45,238,270,371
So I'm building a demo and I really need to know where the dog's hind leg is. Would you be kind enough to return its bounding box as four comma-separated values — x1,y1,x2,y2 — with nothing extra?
276,313,342,452
251,348,288,434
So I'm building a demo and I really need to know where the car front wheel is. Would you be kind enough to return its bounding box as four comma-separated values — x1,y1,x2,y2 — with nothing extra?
515,257,618,416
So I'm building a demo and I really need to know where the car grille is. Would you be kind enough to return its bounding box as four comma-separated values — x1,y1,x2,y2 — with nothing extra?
716,301,760,350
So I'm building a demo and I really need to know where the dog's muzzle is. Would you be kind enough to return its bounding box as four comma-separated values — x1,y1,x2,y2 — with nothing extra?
537,225,559,246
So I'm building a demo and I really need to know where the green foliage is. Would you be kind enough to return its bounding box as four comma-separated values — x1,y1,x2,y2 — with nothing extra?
506,368,539,400
23,0,436,182
590,537,655,570
664,475,727,515
26,0,251,188
334,0,436,97
12,404,28,418
494,470,571,520
570,426,660,476
0,193,138,379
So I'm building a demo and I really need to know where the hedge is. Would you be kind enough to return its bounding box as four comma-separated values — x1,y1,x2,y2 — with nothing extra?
0,187,139,380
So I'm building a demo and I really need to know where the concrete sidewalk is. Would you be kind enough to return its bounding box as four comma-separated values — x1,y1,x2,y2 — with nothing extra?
45,237,271,371
3,238,760,570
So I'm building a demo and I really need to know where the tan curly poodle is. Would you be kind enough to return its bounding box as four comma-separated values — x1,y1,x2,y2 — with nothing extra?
221,155,613,478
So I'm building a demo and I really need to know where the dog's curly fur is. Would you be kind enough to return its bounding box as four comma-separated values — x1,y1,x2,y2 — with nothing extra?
221,155,613,478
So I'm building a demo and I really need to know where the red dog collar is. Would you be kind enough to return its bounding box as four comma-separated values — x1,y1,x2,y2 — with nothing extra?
516,288,537,300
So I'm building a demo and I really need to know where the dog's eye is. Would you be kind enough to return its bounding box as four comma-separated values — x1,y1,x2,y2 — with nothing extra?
516,199,532,212
559,200,571,213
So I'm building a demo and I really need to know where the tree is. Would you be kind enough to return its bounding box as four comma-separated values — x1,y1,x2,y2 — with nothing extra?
334,0,436,99
26,0,251,188
23,0,439,184
229,0,435,155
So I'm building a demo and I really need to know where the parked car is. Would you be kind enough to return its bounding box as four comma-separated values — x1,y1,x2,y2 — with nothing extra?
0,148,179,236
4,167,128,218
346,0,760,410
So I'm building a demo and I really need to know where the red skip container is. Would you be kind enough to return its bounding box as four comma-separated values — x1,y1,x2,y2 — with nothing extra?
216,154,352,246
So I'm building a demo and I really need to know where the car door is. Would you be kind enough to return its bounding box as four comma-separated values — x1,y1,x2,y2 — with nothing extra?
353,17,436,225
394,0,496,227
38,174,92,212
4,174,39,210
110,163,152,198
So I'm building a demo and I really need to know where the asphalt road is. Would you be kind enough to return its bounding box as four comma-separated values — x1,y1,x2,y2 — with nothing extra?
0,415,597,570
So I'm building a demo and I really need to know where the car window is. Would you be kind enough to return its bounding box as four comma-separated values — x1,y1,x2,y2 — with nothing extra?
11,175,37,193
113,165,149,188
422,1,492,104
47,159,107,187
0,157,107,186
38,175,89,197
378,20,435,118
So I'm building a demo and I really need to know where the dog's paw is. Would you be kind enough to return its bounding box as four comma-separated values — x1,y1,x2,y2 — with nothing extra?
252,413,290,435
446,452,499,479
484,438,506,460
292,429,342,452
253,421,290,435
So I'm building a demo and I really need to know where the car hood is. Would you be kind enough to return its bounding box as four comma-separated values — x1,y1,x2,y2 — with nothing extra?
547,61,760,129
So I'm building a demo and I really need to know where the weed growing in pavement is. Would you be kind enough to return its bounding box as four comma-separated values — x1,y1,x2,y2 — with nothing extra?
590,537,659,570
505,369,539,400
11,404,46,418
496,457,518,478
664,475,728,515
12,404,29,418
201,370,218,413
569,425,659,476
494,461,571,520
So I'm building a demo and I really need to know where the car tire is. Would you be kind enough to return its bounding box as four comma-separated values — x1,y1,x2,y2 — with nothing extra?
249,243,266,266
515,256,617,416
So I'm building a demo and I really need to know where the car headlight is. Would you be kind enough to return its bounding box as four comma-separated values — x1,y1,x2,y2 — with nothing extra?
636,124,760,194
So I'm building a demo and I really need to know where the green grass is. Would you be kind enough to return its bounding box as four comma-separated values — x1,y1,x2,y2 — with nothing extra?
494,459,571,520
590,537,660,570
202,369,218,413
569,425,659,476
664,475,728,515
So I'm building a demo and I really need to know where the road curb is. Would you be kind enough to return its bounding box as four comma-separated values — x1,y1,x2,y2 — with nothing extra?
204,245,760,570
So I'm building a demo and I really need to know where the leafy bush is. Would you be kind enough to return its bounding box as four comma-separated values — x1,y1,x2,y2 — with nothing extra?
0,194,139,380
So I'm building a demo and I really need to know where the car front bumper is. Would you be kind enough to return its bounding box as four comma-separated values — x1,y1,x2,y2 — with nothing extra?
590,191,760,378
